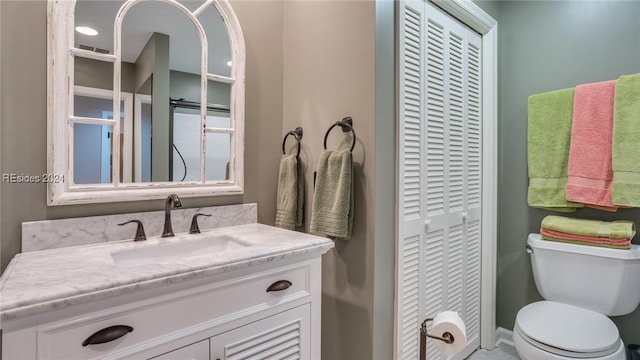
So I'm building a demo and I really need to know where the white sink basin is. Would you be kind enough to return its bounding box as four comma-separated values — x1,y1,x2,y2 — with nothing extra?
111,235,249,266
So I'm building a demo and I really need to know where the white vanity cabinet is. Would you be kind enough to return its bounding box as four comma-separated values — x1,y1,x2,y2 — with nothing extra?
2,255,325,360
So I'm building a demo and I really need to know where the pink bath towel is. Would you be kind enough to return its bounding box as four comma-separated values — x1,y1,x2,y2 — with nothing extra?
540,228,631,249
566,80,618,211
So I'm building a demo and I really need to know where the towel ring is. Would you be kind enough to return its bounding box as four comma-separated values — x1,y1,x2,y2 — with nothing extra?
282,127,303,156
323,117,356,152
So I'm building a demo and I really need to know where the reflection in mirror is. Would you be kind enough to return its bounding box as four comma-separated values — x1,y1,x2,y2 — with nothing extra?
199,5,232,77
122,1,203,183
171,106,201,182
73,87,132,184
73,123,113,184
206,132,231,181
49,0,245,205
73,0,233,184
170,102,231,182
134,78,152,183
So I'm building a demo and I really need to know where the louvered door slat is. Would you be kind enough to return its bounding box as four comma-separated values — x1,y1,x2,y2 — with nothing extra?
211,305,309,360
398,2,426,359
226,324,300,360
467,43,482,210
448,32,466,214
425,18,447,218
447,225,465,313
465,220,482,342
424,230,444,318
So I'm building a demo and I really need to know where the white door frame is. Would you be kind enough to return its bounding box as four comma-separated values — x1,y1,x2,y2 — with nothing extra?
430,0,497,349
395,0,498,352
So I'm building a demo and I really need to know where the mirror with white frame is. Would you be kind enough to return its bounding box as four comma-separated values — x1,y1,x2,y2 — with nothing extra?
48,0,245,205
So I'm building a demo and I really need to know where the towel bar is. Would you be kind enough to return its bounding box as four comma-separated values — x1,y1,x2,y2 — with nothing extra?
323,117,356,152
282,127,303,157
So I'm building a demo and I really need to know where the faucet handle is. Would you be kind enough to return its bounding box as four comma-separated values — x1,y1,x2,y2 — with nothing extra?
189,213,211,234
118,220,147,241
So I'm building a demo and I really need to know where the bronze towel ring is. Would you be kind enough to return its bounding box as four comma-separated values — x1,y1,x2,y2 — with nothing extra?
282,127,303,157
323,117,356,152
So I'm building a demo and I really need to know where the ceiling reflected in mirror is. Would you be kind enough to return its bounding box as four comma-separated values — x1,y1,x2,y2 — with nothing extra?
74,0,231,76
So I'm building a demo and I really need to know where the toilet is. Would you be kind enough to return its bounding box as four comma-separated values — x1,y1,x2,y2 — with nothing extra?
514,234,640,360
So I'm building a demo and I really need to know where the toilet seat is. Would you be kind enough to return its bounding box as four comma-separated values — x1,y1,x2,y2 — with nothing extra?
515,301,621,358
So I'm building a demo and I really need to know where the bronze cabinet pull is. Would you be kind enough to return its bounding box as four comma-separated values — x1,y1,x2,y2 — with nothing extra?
266,280,292,292
82,325,133,346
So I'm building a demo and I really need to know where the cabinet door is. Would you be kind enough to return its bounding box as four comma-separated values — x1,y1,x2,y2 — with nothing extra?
150,339,209,360
210,304,310,360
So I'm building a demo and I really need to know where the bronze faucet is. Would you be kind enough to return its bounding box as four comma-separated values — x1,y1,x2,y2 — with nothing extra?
162,194,182,237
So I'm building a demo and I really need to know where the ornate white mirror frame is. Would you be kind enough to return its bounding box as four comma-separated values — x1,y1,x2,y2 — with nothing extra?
47,0,245,205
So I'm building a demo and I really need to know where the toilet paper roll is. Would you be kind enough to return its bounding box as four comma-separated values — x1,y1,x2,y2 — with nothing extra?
431,310,467,356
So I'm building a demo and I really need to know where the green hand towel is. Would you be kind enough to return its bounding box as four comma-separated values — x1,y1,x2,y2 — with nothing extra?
527,88,583,211
275,154,304,230
612,73,640,206
541,215,636,239
310,149,353,239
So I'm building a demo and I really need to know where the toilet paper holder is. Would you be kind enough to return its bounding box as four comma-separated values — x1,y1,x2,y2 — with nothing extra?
420,318,455,360
421,318,455,344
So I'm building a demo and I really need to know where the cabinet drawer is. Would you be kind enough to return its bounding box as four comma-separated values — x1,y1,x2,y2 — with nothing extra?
36,264,310,359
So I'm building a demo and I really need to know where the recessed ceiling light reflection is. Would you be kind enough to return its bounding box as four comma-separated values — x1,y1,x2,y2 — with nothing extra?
75,26,98,36
226,60,232,67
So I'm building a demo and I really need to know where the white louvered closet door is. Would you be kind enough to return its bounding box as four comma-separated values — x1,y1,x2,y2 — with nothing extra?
397,1,482,359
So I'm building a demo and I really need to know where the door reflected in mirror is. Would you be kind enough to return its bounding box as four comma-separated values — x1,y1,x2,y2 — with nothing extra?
171,107,231,182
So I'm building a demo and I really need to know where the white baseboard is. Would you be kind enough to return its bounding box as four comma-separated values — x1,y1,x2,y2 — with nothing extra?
495,327,514,348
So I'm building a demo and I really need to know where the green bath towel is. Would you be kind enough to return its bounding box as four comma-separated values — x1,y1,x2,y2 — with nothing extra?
275,154,304,230
527,88,583,212
612,73,640,206
309,149,353,240
541,215,636,239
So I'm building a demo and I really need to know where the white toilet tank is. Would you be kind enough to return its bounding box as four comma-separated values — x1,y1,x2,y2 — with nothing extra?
527,233,640,316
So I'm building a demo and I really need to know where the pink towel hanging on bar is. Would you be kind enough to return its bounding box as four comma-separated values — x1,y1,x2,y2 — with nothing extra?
566,80,618,211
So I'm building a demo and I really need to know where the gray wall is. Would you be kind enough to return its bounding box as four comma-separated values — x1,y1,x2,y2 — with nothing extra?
281,2,385,358
496,0,640,346
75,57,136,92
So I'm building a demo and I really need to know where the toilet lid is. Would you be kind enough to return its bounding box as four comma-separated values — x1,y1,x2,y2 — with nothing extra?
516,301,620,355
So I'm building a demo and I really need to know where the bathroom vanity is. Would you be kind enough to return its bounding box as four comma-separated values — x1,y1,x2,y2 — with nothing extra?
0,0,339,356
1,223,333,359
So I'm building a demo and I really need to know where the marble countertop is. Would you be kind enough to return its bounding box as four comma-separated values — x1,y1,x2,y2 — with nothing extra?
0,224,334,322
